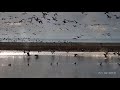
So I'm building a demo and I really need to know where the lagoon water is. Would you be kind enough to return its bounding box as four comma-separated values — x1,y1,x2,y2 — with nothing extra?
0,52,120,78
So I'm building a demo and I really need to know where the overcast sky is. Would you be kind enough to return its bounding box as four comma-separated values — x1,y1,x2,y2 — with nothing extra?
0,12,120,42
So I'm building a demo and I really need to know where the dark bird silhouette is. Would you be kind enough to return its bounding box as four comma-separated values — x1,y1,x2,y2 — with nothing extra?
54,13,58,16
118,53,120,56
104,12,111,19
114,15,120,19
100,62,102,66
117,52,120,57
22,12,27,15
74,54,78,57
1,18,5,20
106,33,111,36
51,51,55,54
74,20,78,24
113,52,116,55
56,62,58,66
107,15,111,19
81,12,84,14
52,17,57,21
47,19,50,21
104,52,108,58
73,38,77,40
63,19,67,23
42,12,48,19
27,57,30,66
117,63,120,66
74,62,77,65
65,28,69,31
104,12,109,14
33,33,36,35
73,25,77,27
116,16,120,19
59,28,63,30
8,64,11,67
104,54,107,58
19,19,25,23
77,36,80,38
35,55,39,59
27,52,30,56
35,18,43,24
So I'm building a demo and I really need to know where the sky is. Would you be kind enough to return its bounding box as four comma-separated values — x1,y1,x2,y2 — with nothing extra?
0,12,120,42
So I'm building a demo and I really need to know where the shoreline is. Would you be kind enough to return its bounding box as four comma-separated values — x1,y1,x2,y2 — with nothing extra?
0,42,120,52
0,50,119,57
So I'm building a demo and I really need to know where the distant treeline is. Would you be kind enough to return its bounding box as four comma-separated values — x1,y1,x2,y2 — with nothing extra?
0,42,120,52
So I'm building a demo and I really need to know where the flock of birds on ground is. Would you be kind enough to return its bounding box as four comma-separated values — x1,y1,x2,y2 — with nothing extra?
0,12,120,42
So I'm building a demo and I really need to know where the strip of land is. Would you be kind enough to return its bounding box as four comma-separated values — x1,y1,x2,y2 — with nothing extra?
0,42,120,52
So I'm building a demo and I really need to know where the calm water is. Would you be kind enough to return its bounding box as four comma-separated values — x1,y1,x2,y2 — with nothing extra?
0,55,120,78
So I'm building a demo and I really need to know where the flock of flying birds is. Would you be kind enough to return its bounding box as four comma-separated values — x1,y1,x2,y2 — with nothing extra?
0,12,120,42
0,12,120,67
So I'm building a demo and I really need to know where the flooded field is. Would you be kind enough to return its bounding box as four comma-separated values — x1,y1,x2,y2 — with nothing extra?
0,52,120,78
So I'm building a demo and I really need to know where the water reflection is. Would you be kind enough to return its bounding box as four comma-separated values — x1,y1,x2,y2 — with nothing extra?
27,57,30,66
8,64,11,67
34,55,39,60
50,55,55,66
104,58,109,63
0,55,119,78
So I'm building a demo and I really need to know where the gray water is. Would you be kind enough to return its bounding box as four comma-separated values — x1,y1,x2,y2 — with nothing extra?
0,55,120,78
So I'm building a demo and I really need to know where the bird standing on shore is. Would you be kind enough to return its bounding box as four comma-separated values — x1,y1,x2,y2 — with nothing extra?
74,54,78,57
24,50,25,53
104,52,108,59
117,52,120,56
27,52,30,56
104,54,107,58
35,55,39,60
113,52,116,55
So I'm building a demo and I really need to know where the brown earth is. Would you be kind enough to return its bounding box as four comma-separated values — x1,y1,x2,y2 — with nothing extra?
0,42,120,52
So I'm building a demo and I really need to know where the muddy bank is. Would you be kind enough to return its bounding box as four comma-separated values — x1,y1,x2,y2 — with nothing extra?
0,42,120,52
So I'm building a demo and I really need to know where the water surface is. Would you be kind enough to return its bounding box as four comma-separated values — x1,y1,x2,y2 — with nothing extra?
0,54,120,78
